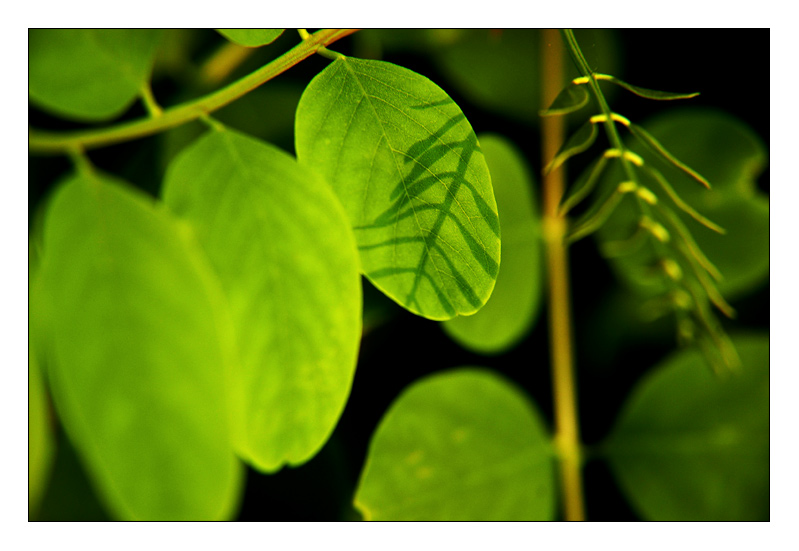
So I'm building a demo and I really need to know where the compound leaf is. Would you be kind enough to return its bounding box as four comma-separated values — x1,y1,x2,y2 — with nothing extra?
216,29,284,47
295,57,500,321
163,128,362,472
38,171,242,520
603,333,769,521
598,109,769,300
354,368,555,520
29,29,163,121
442,134,542,354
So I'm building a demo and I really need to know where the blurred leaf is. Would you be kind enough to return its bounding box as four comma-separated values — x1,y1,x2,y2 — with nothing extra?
598,108,769,300
38,171,242,520
603,333,769,520
442,134,542,353
354,368,555,520
163,128,362,472
29,29,163,121
29,342,55,518
296,57,500,320
152,29,205,79
217,29,284,47
29,236,56,518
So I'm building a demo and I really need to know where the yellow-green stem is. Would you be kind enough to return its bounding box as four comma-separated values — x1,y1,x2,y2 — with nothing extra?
29,29,358,154
541,28,585,521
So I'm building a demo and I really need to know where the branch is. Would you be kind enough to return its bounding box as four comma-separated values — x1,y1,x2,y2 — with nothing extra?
29,29,359,155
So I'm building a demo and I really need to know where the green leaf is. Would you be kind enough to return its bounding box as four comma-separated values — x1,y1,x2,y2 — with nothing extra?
29,342,55,518
295,57,500,321
540,82,589,116
354,368,555,520
29,29,163,121
38,172,242,520
603,333,769,521
162,128,362,472
442,135,542,353
545,120,599,174
216,29,284,47
29,235,55,519
598,109,769,300
598,74,700,100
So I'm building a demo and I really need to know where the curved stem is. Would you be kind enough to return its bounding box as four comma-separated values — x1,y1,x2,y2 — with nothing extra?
29,29,359,154
541,29,585,521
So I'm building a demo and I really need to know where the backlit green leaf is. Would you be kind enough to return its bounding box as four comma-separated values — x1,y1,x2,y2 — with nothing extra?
598,109,769,300
216,29,284,47
38,172,242,520
442,135,542,353
29,29,163,121
295,57,500,320
603,333,769,521
354,368,555,520
163,128,362,472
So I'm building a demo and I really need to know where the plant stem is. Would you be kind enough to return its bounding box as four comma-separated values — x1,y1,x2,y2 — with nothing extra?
541,28,585,521
29,29,359,155
139,82,163,118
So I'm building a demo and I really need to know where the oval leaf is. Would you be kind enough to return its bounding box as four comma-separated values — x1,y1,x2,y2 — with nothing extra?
29,29,163,121
38,172,242,520
163,128,362,472
603,333,769,521
354,368,555,520
216,29,284,47
295,57,500,320
442,134,542,353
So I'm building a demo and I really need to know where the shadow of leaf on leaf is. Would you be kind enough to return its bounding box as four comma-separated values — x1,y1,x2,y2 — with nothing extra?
353,99,499,317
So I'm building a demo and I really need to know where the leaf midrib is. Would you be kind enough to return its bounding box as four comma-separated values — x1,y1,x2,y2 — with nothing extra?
340,59,451,310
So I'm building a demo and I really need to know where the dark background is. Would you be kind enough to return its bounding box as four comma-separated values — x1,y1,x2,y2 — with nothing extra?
29,29,769,521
